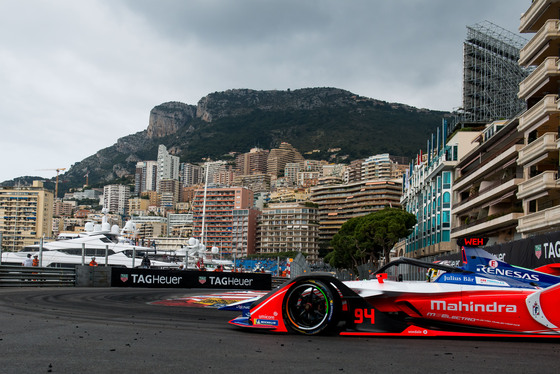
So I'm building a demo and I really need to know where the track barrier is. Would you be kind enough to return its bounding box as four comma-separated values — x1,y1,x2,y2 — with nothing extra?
0,265,76,287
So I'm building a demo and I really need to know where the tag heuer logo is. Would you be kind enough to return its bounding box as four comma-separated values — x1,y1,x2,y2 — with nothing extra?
535,244,542,259
199,276,207,285
120,274,129,282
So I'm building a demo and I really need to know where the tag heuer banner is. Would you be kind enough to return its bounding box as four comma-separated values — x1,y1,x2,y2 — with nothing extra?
111,268,272,290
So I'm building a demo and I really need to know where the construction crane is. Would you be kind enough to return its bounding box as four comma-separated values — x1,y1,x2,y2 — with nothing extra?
36,168,66,198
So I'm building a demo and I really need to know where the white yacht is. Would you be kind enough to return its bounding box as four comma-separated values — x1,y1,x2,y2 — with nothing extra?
1,216,180,269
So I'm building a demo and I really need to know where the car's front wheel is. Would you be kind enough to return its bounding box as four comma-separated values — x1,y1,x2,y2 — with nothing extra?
283,280,338,335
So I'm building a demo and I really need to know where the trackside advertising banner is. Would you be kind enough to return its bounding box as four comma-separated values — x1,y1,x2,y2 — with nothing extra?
438,231,560,268
111,268,271,290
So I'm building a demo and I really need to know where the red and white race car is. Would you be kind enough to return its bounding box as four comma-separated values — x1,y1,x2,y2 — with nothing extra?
222,246,560,337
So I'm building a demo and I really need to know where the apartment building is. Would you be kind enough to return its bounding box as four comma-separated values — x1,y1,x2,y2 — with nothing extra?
180,163,203,187
103,184,130,215
267,142,305,178
362,153,397,180
311,179,402,244
451,120,525,245
128,197,150,216
257,202,319,260
135,160,158,194
235,147,269,175
231,208,260,257
233,173,271,193
156,145,179,191
0,181,54,251
516,0,560,235
401,126,480,258
191,187,257,255
159,179,180,209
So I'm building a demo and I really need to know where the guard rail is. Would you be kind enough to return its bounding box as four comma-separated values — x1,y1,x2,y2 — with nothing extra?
0,265,76,287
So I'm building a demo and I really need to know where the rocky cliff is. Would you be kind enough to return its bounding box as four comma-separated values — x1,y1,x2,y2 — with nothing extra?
13,87,448,192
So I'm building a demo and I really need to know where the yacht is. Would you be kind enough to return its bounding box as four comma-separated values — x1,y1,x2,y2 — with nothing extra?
1,216,180,269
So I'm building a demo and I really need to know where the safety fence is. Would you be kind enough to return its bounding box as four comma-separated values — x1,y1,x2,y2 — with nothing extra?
0,265,287,290
0,265,76,287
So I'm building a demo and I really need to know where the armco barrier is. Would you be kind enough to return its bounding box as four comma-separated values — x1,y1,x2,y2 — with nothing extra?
0,265,76,287
75,266,111,287
111,268,272,290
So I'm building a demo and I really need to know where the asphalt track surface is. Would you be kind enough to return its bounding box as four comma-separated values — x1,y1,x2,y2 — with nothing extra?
0,288,559,374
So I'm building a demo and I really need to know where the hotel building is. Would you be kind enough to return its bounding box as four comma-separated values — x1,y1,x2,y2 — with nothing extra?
0,181,54,251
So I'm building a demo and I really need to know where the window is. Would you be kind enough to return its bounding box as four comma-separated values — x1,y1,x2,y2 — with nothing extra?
443,172,451,189
443,192,451,208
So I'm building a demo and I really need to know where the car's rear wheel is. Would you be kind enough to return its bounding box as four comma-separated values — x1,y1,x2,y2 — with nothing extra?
283,280,338,335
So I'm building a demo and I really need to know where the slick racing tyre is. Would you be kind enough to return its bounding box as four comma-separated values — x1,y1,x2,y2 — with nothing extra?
283,280,339,335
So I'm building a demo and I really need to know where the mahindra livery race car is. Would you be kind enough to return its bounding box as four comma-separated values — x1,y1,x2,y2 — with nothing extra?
222,245,560,337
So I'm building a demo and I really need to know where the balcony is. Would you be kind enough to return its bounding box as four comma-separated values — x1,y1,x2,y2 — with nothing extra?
518,57,560,101
453,178,522,215
520,20,560,66
517,170,560,200
451,212,523,239
518,205,560,233
520,0,560,33
454,145,523,191
518,94,560,133
518,132,558,166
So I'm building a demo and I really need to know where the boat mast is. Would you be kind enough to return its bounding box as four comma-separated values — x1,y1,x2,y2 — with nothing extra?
200,162,209,247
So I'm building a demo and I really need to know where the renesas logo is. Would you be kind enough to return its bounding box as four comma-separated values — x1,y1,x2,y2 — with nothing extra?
431,300,517,313
475,265,539,281
537,241,560,259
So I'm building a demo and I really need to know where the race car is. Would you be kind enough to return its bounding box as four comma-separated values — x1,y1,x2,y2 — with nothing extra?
221,246,560,337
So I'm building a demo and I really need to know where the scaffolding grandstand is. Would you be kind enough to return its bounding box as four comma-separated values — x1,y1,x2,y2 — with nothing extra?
460,21,531,124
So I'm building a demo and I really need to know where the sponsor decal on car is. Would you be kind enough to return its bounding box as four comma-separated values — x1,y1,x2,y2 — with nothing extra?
476,265,540,281
430,300,517,313
255,319,279,326
475,277,509,287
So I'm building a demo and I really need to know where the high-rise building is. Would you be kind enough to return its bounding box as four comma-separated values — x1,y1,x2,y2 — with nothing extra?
267,142,305,178
204,161,228,185
450,119,524,246
180,163,203,187
401,126,480,259
345,159,364,183
157,145,179,191
158,179,180,209
516,0,560,235
0,181,54,251
192,187,257,255
311,179,402,245
257,202,319,260
236,148,269,175
135,161,158,194
362,154,393,180
103,184,130,216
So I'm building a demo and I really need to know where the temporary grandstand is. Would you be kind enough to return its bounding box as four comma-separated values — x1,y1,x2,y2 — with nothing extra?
459,21,531,125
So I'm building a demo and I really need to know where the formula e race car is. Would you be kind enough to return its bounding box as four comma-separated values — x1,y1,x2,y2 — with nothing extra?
221,246,560,337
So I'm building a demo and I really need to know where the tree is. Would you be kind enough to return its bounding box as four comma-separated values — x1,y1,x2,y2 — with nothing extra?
327,208,416,269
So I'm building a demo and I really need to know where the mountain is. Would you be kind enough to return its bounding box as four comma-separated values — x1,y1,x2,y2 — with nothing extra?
8,87,450,192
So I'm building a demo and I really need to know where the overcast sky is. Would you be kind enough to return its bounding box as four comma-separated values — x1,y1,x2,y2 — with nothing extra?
0,0,531,183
